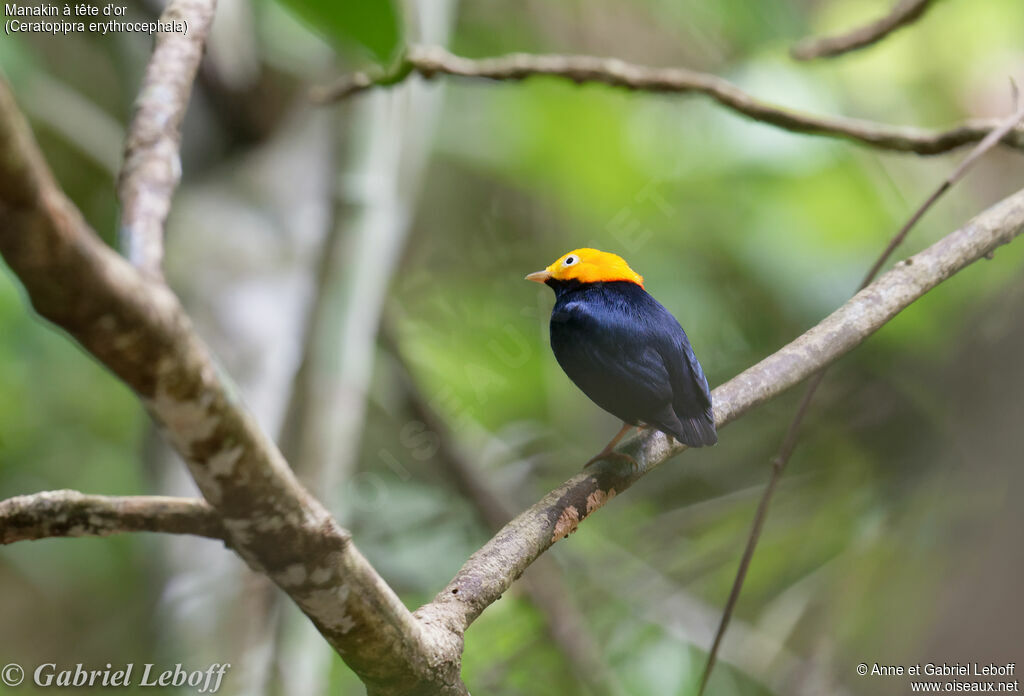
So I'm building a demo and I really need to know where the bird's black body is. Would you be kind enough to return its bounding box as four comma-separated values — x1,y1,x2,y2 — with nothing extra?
546,279,717,447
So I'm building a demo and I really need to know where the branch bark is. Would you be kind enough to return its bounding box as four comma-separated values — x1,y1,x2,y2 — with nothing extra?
416,185,1024,636
791,0,938,61
313,45,1024,156
0,490,225,544
0,77,462,696
117,0,217,278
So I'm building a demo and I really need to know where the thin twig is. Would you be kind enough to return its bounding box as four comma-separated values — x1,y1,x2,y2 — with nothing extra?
0,490,226,544
117,0,217,279
697,93,1024,696
792,0,938,61
313,45,1024,156
861,88,1024,286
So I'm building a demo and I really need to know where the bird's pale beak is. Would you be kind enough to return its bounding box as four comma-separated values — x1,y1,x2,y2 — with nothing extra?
525,270,552,284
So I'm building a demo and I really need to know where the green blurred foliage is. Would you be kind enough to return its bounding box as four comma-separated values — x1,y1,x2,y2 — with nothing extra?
2,0,1024,695
270,0,403,65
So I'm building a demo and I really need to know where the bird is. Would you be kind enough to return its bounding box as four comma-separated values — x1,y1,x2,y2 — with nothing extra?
526,248,717,467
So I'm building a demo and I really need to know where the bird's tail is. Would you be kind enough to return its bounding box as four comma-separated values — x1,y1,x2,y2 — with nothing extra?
671,409,718,447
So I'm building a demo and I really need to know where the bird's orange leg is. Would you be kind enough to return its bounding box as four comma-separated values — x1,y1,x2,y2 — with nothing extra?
584,422,638,469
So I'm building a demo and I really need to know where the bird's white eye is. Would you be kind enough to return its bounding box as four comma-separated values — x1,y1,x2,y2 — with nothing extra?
563,255,578,267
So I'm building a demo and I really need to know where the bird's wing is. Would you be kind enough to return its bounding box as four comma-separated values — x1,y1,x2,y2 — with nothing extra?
659,327,717,446
654,319,710,412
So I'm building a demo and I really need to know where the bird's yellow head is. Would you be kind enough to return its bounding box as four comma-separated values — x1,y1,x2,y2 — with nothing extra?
525,248,644,288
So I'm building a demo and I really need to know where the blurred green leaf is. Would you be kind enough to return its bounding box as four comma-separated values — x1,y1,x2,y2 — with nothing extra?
272,0,402,64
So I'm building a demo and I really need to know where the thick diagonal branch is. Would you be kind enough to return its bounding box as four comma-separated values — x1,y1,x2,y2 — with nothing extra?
0,79,462,696
792,0,938,61
0,490,226,544
314,45,1024,155
417,186,1024,635
117,0,217,278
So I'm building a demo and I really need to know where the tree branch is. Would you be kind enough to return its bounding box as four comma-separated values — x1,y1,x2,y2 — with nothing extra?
0,77,462,696
117,0,217,279
791,0,938,61
416,185,1024,636
313,45,1024,156
0,490,226,544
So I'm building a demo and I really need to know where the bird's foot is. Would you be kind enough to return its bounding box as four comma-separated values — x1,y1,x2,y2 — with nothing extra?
583,422,638,469
584,450,638,471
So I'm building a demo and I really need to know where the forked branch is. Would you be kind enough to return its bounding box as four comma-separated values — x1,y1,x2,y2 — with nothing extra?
0,78,462,696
